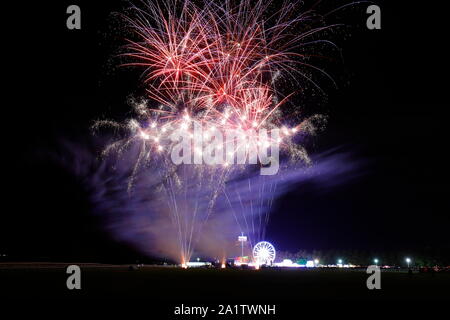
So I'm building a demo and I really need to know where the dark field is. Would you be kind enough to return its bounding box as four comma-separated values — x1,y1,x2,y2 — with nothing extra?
1,263,449,301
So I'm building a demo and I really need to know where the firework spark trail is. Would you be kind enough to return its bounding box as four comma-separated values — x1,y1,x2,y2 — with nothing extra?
221,167,281,250
96,0,342,263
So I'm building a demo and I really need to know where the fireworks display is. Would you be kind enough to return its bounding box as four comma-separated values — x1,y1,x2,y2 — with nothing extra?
96,0,339,264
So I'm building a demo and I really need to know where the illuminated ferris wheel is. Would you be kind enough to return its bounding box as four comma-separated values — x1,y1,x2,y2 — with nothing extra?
252,241,276,265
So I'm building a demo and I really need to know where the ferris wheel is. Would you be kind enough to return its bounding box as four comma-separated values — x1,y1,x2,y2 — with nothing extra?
252,241,276,265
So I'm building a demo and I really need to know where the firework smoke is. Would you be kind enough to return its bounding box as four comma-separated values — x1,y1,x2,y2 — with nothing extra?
53,141,361,262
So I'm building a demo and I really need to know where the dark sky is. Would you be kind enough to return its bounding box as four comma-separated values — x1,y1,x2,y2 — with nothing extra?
1,1,448,262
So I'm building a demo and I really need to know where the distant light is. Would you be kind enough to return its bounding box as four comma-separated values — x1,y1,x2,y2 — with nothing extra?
273,259,302,268
306,260,314,268
186,261,211,268
314,259,319,265
406,258,411,263
338,259,343,264
238,235,247,242
196,257,200,262
374,258,379,264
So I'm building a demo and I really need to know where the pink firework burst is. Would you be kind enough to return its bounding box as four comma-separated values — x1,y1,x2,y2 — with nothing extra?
121,0,335,141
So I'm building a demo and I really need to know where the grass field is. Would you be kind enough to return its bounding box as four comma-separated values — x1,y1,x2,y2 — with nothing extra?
1,263,449,302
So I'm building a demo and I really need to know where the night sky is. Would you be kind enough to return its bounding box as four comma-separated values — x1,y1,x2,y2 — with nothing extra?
1,1,448,262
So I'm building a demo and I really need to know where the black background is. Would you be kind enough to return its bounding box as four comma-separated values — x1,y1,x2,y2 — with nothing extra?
1,0,449,263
